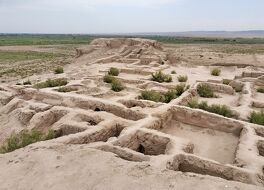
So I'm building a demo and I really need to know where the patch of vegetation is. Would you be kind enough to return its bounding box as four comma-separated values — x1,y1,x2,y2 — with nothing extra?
187,99,234,118
249,110,264,126
140,84,187,103
108,67,120,76
0,34,95,46
23,80,32,85
0,51,63,63
151,71,172,83
140,90,165,103
54,66,64,74
197,84,214,98
171,70,176,74
257,87,264,93
146,36,264,45
0,129,56,154
211,68,221,76
57,86,78,93
111,79,125,92
103,74,115,83
177,75,188,82
34,78,68,89
223,79,231,85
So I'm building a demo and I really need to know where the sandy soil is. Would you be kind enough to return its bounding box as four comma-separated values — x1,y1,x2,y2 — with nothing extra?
161,121,239,164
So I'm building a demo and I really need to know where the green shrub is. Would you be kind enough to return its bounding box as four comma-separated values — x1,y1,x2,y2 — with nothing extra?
57,86,78,93
177,75,188,82
34,78,68,89
187,99,233,118
223,79,231,85
175,84,186,96
140,84,187,103
164,90,177,103
111,79,125,92
54,66,64,74
140,90,165,102
23,80,31,85
207,104,233,118
103,74,115,83
108,67,119,76
197,84,214,98
151,71,172,83
171,70,176,74
211,68,221,76
0,129,57,154
187,99,199,108
249,110,264,126
257,87,264,93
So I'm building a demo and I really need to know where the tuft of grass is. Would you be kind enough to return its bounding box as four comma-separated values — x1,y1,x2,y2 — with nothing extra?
57,86,78,93
197,84,214,98
23,80,32,85
211,68,221,76
249,110,264,126
257,87,264,93
34,78,68,89
151,71,172,83
54,66,64,74
111,79,125,92
177,75,188,82
108,67,120,76
103,74,115,83
171,70,176,74
187,99,234,118
0,129,57,154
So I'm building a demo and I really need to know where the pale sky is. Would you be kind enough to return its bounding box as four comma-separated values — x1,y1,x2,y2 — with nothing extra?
0,0,263,34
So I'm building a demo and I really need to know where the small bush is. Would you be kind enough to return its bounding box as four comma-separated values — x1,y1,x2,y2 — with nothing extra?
103,74,115,83
257,87,264,93
175,84,186,96
140,84,187,103
249,110,264,126
151,71,172,83
111,79,125,92
197,84,214,98
34,78,68,89
207,104,233,118
223,79,231,85
177,75,188,82
54,67,64,74
140,90,165,103
187,99,233,118
23,80,31,85
211,68,221,76
108,67,119,76
171,70,176,74
187,99,199,108
57,86,78,93
164,90,177,103
0,129,56,154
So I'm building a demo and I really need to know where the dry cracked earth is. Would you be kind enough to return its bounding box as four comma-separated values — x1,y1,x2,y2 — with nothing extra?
0,38,264,190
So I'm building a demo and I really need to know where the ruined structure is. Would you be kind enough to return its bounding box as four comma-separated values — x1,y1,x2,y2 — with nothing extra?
0,38,264,189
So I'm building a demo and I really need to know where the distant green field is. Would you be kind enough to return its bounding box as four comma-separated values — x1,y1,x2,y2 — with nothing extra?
0,51,64,63
147,36,264,44
1,34,264,46
0,34,95,46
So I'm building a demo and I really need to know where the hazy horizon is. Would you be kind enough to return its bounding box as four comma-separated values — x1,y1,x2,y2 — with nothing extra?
0,0,264,34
